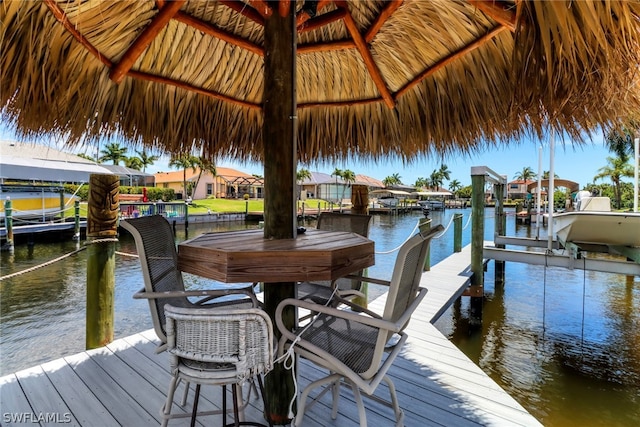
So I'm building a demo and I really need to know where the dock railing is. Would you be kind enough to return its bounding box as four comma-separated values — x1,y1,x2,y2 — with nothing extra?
119,202,188,220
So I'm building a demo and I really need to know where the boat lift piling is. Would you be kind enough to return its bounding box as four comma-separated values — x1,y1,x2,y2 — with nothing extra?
74,200,81,240
469,167,507,322
3,199,13,252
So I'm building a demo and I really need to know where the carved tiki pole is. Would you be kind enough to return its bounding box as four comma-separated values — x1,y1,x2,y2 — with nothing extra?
86,174,119,349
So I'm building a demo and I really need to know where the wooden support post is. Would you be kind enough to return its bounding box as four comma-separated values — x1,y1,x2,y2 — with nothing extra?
263,2,297,423
74,200,81,240
453,213,463,253
86,174,119,350
184,201,189,231
471,174,485,288
470,173,485,326
4,199,14,251
59,191,65,220
494,182,506,283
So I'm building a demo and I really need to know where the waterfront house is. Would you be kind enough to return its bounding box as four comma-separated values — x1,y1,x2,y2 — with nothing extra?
507,179,534,200
154,166,263,200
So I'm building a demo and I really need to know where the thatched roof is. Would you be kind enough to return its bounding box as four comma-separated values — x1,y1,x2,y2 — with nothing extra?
2,0,640,163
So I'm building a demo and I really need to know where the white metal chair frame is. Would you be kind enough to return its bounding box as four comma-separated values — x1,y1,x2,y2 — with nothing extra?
275,225,443,427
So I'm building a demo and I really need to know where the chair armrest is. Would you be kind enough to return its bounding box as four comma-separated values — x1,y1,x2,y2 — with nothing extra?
133,287,260,307
342,274,391,287
276,296,406,339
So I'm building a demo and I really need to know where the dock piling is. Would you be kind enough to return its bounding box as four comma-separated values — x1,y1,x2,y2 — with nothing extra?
86,174,119,350
453,213,462,253
3,199,14,252
74,200,80,240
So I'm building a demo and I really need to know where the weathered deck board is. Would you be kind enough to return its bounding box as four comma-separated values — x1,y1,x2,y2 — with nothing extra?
420,243,474,322
0,245,542,426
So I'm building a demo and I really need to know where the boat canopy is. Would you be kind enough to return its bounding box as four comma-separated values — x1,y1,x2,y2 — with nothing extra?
0,141,113,184
370,189,412,196
527,179,579,193
411,191,452,197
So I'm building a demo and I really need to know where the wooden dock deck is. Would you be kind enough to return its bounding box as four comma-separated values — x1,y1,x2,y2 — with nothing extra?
0,245,542,426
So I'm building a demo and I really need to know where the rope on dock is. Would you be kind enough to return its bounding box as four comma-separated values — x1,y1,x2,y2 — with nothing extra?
0,246,87,281
463,212,472,230
116,251,138,258
0,241,139,281
375,220,421,254
432,215,456,239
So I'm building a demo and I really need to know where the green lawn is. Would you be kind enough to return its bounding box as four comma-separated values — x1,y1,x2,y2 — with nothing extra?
188,198,330,214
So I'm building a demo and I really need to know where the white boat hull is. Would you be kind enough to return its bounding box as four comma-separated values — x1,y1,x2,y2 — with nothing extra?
553,211,640,247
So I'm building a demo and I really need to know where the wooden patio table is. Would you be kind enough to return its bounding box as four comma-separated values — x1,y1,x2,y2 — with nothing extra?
177,228,375,424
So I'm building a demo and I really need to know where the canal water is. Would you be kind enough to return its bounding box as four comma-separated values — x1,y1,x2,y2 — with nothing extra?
1,209,638,426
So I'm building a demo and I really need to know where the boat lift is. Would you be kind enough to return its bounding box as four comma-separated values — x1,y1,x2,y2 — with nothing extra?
469,164,640,282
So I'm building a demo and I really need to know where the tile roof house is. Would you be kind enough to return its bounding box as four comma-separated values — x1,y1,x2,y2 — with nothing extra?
154,166,263,200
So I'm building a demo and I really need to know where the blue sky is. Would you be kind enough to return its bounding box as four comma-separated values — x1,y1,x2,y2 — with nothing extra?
1,123,611,188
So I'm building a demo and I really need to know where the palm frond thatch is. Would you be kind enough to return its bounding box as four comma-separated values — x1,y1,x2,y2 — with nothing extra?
1,0,639,162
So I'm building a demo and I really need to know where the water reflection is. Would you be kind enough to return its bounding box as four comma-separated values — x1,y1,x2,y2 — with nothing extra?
440,254,640,426
1,209,638,426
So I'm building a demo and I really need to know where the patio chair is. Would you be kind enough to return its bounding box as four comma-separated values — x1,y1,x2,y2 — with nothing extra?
276,224,444,427
121,215,258,354
162,304,274,427
296,212,372,305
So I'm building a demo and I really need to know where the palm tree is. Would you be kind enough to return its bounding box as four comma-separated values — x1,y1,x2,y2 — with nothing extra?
382,173,401,188
136,149,160,173
331,168,343,202
76,152,97,162
448,179,462,196
604,124,638,158
340,169,356,203
296,168,312,183
169,153,198,199
438,163,451,183
594,154,634,209
414,177,427,190
192,157,217,199
296,168,312,199
124,156,143,170
99,142,128,165
514,166,536,181
429,169,445,191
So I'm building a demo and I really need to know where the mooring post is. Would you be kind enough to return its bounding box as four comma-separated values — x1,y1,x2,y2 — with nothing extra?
494,181,506,285
470,173,485,289
453,213,463,252
4,199,14,251
184,201,189,231
74,200,81,240
86,174,119,350
59,191,65,220
469,172,485,325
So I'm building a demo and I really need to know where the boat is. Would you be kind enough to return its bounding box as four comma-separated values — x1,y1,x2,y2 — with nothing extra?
369,189,411,208
0,185,79,221
553,191,640,247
